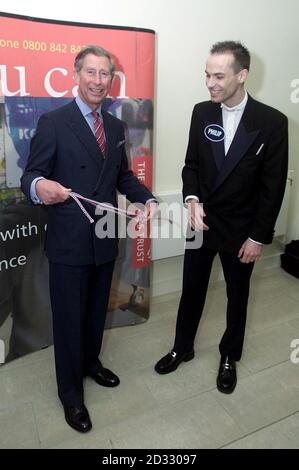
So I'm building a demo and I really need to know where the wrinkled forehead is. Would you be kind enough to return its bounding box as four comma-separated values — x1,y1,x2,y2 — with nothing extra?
206,53,236,74
80,53,111,70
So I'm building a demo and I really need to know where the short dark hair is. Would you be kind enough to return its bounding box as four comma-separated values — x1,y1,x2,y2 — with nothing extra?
210,41,250,72
74,45,115,75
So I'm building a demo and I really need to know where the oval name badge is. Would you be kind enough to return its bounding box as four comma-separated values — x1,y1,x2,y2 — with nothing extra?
204,124,225,142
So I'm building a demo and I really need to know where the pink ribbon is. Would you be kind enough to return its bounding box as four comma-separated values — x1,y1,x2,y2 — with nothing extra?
69,192,174,229
69,192,140,224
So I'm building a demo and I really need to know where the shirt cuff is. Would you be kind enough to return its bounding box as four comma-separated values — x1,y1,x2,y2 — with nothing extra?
249,238,263,245
146,198,158,204
185,195,199,203
30,177,45,204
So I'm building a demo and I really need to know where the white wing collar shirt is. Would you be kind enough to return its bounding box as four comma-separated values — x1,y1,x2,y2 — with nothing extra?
221,91,248,155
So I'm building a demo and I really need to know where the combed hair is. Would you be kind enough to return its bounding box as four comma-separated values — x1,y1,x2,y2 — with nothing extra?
210,41,250,72
74,45,115,75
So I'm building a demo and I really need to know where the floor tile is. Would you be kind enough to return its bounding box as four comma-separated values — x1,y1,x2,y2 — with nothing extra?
223,412,299,449
0,402,40,449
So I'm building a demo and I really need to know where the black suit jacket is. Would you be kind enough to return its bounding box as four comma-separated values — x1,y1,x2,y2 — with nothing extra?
182,95,288,252
21,100,154,265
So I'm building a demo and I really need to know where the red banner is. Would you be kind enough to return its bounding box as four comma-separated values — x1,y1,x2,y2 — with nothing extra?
0,14,154,99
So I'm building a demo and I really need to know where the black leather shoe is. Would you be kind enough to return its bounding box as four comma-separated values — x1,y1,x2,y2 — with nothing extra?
87,367,120,387
64,404,92,433
155,349,194,375
217,355,237,394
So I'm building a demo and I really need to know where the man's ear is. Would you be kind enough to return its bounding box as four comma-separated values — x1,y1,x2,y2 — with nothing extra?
74,70,79,84
238,69,248,84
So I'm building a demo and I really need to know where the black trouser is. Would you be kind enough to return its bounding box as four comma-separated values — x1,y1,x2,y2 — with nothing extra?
49,261,115,407
174,246,254,361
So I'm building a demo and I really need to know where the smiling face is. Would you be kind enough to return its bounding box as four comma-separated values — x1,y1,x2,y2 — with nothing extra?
74,53,113,110
205,52,248,107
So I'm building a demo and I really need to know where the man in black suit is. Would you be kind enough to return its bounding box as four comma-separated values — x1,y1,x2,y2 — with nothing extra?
155,41,288,393
21,45,156,432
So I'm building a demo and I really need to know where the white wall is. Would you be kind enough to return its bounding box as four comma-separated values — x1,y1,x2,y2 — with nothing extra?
1,0,299,292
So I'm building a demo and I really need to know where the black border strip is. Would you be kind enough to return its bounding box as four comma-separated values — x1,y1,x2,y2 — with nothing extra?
0,11,155,34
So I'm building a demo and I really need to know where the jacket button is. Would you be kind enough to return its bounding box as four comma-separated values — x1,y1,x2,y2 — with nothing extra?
93,191,98,196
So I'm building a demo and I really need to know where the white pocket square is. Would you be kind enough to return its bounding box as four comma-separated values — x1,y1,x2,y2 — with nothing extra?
256,143,264,155
116,139,126,148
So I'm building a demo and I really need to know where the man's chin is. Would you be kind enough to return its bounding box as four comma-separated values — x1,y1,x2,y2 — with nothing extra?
210,96,222,103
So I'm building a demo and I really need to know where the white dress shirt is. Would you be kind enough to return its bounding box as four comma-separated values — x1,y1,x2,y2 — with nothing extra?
221,91,248,154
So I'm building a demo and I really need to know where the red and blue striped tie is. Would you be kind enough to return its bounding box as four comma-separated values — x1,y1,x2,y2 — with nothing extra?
92,111,106,158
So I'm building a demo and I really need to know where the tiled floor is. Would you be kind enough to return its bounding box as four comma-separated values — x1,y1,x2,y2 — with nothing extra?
0,266,299,449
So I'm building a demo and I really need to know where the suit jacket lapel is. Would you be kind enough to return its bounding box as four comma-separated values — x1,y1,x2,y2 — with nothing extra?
210,96,260,194
67,101,103,170
204,106,225,171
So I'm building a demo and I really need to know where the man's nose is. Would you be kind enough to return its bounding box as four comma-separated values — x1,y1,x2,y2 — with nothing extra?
206,77,215,88
93,73,102,84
